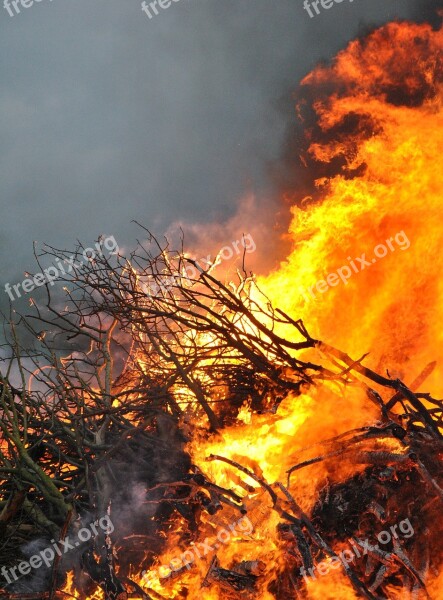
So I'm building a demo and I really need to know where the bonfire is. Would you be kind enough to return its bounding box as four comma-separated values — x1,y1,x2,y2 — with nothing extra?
0,18,442,600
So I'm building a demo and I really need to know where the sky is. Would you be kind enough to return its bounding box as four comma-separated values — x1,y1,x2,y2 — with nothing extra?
0,0,439,316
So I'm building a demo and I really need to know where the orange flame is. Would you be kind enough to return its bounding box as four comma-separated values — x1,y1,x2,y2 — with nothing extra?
73,19,443,600
260,21,443,392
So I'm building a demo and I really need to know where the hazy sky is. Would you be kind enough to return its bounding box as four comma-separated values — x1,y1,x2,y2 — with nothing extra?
0,0,439,314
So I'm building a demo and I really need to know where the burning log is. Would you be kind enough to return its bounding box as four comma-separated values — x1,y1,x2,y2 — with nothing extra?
202,557,259,592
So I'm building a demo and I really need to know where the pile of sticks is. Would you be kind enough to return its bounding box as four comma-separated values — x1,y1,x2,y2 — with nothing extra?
0,230,441,598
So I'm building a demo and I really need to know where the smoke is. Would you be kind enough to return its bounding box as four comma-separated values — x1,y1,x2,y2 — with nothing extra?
0,0,432,316
3,435,192,593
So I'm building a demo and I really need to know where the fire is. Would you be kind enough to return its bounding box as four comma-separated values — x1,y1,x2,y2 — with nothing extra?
118,20,443,600
259,21,443,391
64,571,104,599
31,18,443,600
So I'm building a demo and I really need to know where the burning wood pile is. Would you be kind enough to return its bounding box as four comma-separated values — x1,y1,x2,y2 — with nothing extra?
0,226,441,600
1,17,443,600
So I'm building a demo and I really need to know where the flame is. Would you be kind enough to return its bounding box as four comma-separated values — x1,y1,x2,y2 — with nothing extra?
259,21,443,391
63,571,105,599
188,20,442,599
64,19,443,600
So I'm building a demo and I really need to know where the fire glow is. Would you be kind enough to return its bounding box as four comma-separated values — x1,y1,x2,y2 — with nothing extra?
0,17,442,600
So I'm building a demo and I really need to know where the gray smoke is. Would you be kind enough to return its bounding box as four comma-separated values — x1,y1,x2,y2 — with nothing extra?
0,0,435,319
